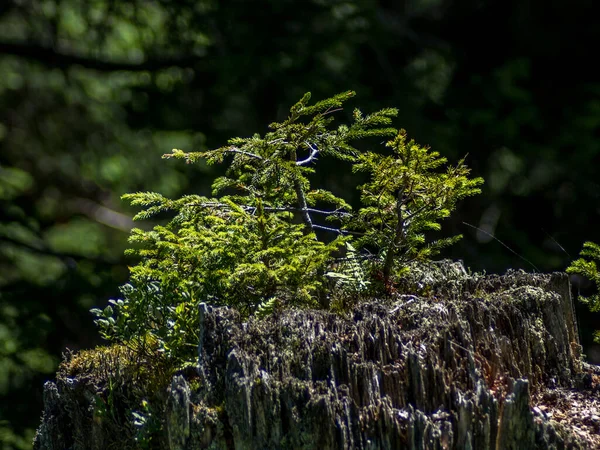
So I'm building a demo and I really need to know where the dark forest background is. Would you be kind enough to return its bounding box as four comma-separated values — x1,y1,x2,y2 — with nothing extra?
1,0,599,447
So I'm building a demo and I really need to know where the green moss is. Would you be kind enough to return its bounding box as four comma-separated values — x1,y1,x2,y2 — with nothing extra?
59,342,175,449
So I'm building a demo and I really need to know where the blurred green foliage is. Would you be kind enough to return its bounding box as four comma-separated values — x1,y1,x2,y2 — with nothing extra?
1,0,599,448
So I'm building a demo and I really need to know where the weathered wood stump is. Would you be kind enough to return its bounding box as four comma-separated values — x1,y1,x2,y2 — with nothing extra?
34,264,600,449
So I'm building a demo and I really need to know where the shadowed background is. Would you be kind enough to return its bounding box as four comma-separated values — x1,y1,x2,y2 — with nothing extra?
1,0,599,447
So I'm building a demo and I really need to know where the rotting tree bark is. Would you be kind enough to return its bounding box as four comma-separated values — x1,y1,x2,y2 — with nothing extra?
34,263,598,449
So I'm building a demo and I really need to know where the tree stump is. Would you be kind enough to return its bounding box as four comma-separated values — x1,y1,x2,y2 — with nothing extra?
34,264,600,449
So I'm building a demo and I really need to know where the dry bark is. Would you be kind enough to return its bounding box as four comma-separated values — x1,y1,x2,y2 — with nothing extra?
34,263,599,449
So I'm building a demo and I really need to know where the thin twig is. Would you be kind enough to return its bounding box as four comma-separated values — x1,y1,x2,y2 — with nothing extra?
296,143,319,166
225,147,265,161
187,202,350,217
312,225,365,236
322,107,344,117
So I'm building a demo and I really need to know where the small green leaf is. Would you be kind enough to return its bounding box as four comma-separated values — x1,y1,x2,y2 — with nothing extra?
103,306,114,317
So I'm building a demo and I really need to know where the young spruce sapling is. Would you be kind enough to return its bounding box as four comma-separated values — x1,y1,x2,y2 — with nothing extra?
91,91,483,363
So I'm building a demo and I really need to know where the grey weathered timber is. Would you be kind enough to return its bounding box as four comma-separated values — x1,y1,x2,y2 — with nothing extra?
34,265,592,449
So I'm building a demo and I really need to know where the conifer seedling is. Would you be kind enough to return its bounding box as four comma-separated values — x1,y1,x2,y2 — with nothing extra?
91,91,483,364
567,241,600,342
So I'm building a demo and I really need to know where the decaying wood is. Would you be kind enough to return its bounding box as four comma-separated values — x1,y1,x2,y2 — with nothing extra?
34,264,599,449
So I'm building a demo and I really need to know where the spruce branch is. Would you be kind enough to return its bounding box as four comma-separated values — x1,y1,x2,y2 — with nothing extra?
186,202,350,218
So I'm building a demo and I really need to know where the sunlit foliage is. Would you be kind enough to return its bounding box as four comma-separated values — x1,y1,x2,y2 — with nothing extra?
92,92,481,364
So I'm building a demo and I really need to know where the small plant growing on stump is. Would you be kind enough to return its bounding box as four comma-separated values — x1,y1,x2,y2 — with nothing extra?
567,241,600,342
348,130,483,291
91,91,483,363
